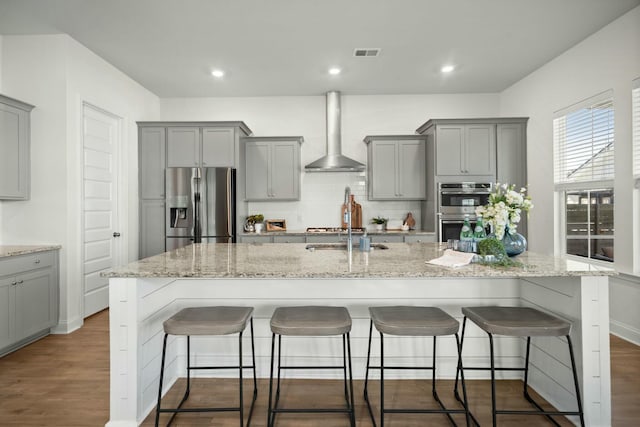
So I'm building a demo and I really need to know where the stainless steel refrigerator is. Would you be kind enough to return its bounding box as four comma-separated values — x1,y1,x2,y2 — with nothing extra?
165,167,236,250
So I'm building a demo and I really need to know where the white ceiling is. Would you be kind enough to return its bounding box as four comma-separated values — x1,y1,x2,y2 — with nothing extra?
0,0,638,97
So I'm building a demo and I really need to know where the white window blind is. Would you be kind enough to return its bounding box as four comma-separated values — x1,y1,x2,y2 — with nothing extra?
633,78,640,180
553,92,615,188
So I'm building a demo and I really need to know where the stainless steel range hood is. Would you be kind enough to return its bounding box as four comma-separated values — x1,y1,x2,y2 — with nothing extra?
305,91,365,172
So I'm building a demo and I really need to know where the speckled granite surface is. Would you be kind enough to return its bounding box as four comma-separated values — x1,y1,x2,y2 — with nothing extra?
0,245,61,258
102,243,615,279
239,230,436,237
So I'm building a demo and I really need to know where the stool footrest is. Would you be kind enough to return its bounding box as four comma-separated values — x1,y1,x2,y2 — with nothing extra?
462,366,525,371
279,365,345,370
272,408,352,414
497,409,582,416
385,408,468,414
158,407,240,413
187,365,255,370
368,365,434,370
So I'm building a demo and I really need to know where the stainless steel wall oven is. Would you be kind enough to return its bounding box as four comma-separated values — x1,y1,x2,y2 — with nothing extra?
437,182,492,242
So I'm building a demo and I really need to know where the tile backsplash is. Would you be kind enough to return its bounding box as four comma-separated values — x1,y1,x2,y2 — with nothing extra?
246,171,422,230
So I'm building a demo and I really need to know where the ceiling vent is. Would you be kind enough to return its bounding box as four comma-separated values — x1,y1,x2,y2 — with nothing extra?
353,48,381,57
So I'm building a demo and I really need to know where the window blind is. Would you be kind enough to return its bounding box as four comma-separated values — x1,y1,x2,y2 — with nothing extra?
553,92,614,188
633,78,640,180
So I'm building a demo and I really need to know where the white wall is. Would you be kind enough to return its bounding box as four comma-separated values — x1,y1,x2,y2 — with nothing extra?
0,34,160,333
499,6,640,269
499,6,640,342
161,94,500,229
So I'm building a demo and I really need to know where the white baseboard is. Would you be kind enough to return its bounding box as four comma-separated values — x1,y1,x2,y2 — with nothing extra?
50,316,83,334
610,320,640,346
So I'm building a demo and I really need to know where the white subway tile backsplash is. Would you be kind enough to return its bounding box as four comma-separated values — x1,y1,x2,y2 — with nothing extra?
248,171,422,230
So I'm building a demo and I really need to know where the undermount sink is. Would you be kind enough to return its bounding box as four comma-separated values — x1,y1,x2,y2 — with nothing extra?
305,243,389,251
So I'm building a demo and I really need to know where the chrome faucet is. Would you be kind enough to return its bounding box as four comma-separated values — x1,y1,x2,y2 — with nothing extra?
344,186,352,257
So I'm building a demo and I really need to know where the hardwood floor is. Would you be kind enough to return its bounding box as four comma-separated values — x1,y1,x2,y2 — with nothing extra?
0,309,637,426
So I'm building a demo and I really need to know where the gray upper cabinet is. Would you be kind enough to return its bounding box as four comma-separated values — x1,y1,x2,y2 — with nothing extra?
243,137,303,201
364,136,426,200
138,121,252,259
0,94,35,200
202,128,234,167
167,126,236,167
434,124,495,176
139,127,166,199
167,127,200,167
496,122,527,189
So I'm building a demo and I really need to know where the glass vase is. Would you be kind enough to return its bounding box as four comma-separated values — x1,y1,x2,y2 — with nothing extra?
502,227,527,257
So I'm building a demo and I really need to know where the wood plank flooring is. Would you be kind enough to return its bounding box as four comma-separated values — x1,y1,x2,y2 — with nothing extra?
0,309,637,426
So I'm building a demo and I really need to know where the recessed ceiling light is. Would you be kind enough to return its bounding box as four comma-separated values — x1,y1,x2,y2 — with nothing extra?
328,67,341,75
211,69,225,78
441,65,455,73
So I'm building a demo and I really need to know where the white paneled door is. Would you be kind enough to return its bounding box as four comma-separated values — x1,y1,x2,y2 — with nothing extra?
82,104,120,318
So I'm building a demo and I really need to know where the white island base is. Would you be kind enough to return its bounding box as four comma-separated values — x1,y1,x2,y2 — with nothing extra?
107,274,610,427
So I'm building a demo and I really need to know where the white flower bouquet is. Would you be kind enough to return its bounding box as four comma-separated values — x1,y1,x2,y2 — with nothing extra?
475,183,533,240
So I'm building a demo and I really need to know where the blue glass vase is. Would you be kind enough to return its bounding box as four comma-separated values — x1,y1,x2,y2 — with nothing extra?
502,227,527,257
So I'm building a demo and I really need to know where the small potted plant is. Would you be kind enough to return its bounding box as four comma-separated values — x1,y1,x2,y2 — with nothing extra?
371,216,388,231
244,214,265,233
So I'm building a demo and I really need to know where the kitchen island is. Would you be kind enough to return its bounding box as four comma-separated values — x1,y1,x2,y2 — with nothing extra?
103,243,614,426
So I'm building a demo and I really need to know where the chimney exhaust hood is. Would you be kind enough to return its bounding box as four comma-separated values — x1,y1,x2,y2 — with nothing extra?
305,91,365,172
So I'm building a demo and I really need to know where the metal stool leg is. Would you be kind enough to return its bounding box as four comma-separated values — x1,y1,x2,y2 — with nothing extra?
267,333,276,427
238,330,244,427
155,334,169,427
567,335,586,427
247,318,258,426
455,333,472,426
380,330,385,427
364,320,377,427
346,332,356,427
489,333,497,427
342,334,349,402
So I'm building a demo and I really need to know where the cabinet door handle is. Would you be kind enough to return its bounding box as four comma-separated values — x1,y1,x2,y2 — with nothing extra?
34,259,40,264
113,232,121,237
11,281,17,286
17,280,23,284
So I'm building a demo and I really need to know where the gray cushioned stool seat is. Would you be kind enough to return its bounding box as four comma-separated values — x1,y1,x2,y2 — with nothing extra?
163,306,253,336
462,306,571,337
369,306,459,336
270,306,351,336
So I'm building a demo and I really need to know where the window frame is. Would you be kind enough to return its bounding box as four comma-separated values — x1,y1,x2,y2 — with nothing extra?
553,91,615,263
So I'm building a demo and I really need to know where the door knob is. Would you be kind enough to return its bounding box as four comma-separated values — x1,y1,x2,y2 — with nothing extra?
113,232,121,237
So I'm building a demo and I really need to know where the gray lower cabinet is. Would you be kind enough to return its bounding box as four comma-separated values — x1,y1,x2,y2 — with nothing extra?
272,235,306,243
0,94,35,200
242,137,303,201
0,250,59,356
404,234,436,243
370,235,405,243
364,136,426,200
239,235,273,243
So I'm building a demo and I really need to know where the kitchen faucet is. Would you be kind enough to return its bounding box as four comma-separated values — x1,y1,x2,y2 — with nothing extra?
344,186,352,257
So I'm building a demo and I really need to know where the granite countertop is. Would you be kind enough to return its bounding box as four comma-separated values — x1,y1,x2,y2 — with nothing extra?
0,245,62,258
103,243,615,279
240,229,435,236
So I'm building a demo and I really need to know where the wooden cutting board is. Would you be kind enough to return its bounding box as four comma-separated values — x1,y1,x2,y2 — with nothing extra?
341,195,362,228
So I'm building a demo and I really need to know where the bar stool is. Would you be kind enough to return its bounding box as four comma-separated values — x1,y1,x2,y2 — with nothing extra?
454,306,585,426
364,306,471,427
267,306,355,427
155,306,257,427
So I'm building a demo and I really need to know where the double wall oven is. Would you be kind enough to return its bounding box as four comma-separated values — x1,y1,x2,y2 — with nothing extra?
437,182,492,242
